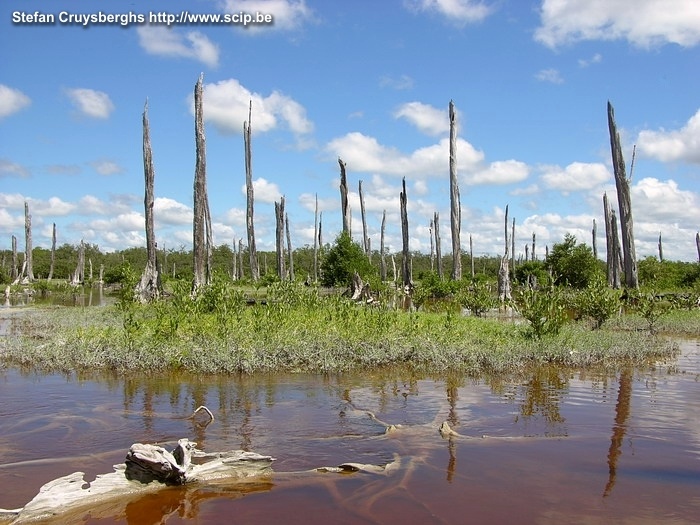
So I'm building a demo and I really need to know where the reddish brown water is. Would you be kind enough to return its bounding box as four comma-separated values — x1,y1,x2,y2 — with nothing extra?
1,340,698,524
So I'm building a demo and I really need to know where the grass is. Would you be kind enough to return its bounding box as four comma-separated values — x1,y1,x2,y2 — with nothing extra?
0,280,685,376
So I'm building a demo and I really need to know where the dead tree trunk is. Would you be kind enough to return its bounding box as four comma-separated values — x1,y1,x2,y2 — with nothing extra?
429,218,435,272
192,74,212,293
274,197,285,280
244,100,259,281
603,193,615,286
24,202,34,282
313,193,319,282
285,212,294,281
469,234,475,278
448,100,461,280
400,178,411,288
47,223,56,281
531,232,536,261
135,100,162,302
359,180,370,261
238,239,244,280
498,205,511,303
511,218,516,271
380,210,387,282
338,158,351,236
607,101,638,289
71,240,85,286
592,219,598,259
434,212,443,280
610,210,623,289
658,232,664,262
696,232,700,263
10,235,18,282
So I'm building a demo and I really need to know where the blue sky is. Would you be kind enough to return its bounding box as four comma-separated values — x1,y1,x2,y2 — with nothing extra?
2,0,699,264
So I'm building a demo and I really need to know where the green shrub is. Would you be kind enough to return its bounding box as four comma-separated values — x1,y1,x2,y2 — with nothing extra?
514,288,568,339
458,281,497,317
574,278,620,329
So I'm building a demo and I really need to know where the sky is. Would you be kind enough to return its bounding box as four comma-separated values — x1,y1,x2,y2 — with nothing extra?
1,0,699,265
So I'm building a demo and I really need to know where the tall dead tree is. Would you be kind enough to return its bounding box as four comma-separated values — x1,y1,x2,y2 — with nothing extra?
531,232,536,261
379,210,387,282
696,232,700,263
238,239,244,280
285,212,294,281
71,240,85,286
610,209,623,289
603,193,617,287
48,223,56,281
592,219,598,260
511,218,516,271
24,202,34,282
359,180,370,260
135,100,162,302
274,197,285,280
10,235,17,282
400,178,411,288
244,100,259,281
498,205,511,303
429,218,435,272
448,100,461,280
657,232,664,262
434,212,443,280
338,158,351,236
192,75,213,292
607,101,638,289
469,234,475,278
313,194,319,282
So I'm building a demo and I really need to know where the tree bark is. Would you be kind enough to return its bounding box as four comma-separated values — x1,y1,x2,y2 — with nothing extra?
238,239,244,280
24,202,34,282
47,223,56,281
135,100,162,302
380,210,387,282
434,212,443,280
607,101,638,289
511,218,515,271
338,158,351,236
71,240,85,286
498,206,511,303
696,232,700,263
469,234,475,278
313,193,319,282
359,180,370,260
610,210,622,289
244,100,259,281
275,197,285,280
531,232,536,261
10,235,18,282
400,178,411,288
285,212,294,281
192,74,212,293
429,218,435,272
657,232,663,262
449,100,461,280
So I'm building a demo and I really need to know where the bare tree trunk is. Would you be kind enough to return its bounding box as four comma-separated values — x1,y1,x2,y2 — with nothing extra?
696,232,700,263
313,193,319,282
449,100,461,280
285,212,294,281
429,218,435,272
338,158,351,236
607,101,638,289
10,235,17,282
391,254,397,285
603,193,615,286
400,178,411,288
498,205,511,303
469,234,475,279
380,210,387,282
592,219,598,260
510,218,515,271
48,223,56,281
192,74,212,293
231,238,237,280
135,100,162,302
238,239,244,280
525,244,529,262
610,210,622,289
658,232,664,262
434,211,443,280
275,197,285,280
24,202,34,282
359,180,370,261
531,232,536,261
71,240,85,286
244,100,259,281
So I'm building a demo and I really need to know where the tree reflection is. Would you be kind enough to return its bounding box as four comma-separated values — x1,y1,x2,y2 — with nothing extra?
516,366,567,436
603,367,632,497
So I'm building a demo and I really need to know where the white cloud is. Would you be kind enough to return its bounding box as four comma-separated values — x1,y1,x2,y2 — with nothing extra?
0,158,30,178
632,177,700,223
221,0,315,32
535,0,700,48
467,160,530,185
534,68,564,84
91,160,125,176
325,132,484,178
636,109,700,163
405,0,493,24
90,211,144,232
379,74,414,90
239,177,282,204
192,78,313,139
394,102,448,136
0,84,31,119
65,88,115,119
578,52,602,67
540,162,611,193
154,197,192,225
137,25,219,67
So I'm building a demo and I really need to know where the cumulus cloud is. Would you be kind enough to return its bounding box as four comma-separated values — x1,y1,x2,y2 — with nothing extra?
154,197,192,225
394,102,448,136
534,68,564,84
405,0,493,24
137,25,219,67
192,78,313,140
0,158,30,178
540,162,611,193
467,160,530,185
239,177,282,204
220,0,316,32
632,177,700,222
535,0,700,48
91,160,125,176
325,132,484,178
636,109,700,163
0,84,31,119
65,88,115,119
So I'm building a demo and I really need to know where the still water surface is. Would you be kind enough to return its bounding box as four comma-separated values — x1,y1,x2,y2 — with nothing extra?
0,340,698,524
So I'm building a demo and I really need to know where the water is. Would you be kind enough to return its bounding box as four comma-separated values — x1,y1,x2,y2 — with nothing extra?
0,340,698,524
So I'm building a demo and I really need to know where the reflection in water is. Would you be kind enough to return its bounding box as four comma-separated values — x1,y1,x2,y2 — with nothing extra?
0,341,698,524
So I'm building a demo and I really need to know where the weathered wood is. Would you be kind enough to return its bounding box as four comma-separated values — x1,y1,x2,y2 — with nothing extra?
498,206,511,303
313,193,319,282
135,100,162,302
338,158,351,236
429,218,435,272
610,209,623,289
380,210,387,282
449,100,461,280
359,180,370,260
696,232,700,263
275,197,285,280
592,219,598,260
10,235,17,282
603,193,617,287
434,212,443,280
607,101,638,289
238,238,244,280
400,178,411,288
658,232,664,262
71,240,85,286
24,202,33,282
469,234,474,278
511,217,515,270
286,211,294,281
192,74,212,292
47,223,56,281
531,232,536,261
244,100,260,281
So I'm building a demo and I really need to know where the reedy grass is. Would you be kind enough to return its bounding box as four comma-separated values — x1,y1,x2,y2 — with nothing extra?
1,280,682,376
